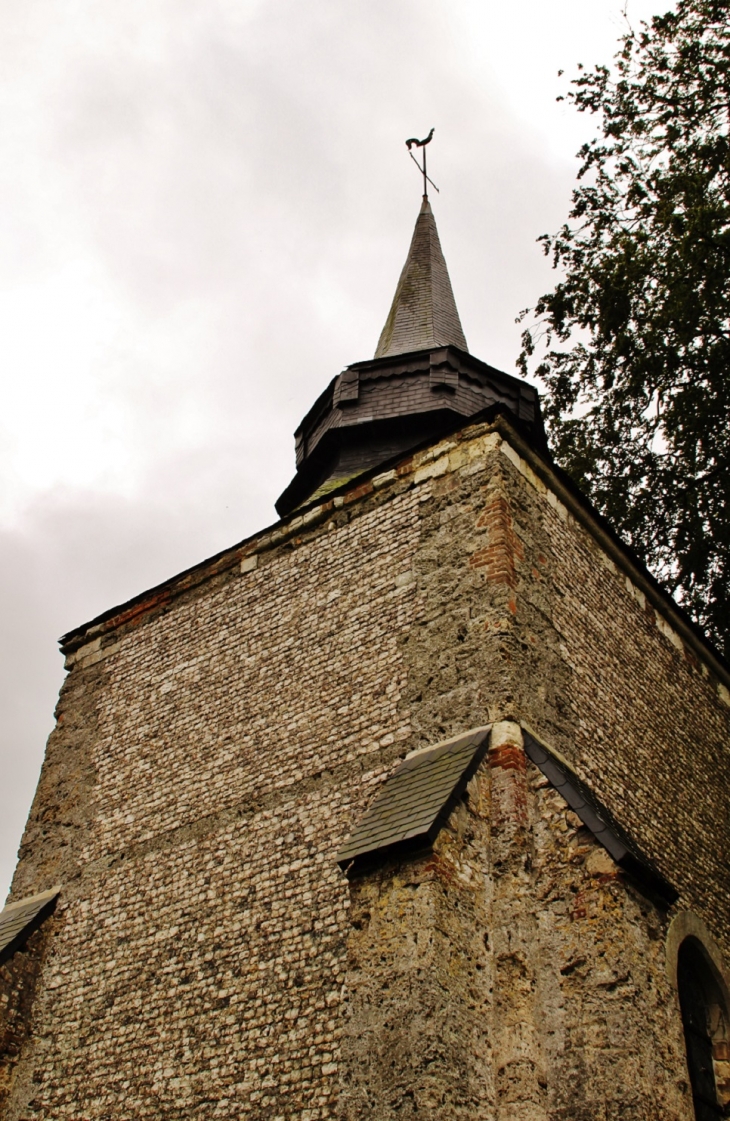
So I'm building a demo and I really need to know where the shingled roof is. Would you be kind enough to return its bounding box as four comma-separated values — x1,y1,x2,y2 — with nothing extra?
522,731,677,905
337,722,677,904
374,196,468,359
337,726,491,868
0,887,59,963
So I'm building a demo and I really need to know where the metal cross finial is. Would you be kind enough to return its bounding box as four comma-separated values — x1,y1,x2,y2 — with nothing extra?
405,128,439,196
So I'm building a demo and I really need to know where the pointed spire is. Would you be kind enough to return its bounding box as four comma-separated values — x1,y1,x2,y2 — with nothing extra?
375,196,467,359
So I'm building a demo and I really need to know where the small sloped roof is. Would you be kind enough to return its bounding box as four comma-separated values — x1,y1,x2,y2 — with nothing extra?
337,721,677,905
337,726,491,867
374,196,468,359
522,730,677,904
0,887,59,961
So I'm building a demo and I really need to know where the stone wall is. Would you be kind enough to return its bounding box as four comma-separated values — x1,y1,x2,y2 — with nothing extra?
0,919,56,1116
340,723,693,1120
3,416,729,1119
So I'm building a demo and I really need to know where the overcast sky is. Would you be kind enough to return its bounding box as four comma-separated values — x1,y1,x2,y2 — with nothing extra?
1,0,671,900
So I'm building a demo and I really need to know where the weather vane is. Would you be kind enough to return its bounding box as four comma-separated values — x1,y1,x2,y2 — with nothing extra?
405,128,439,196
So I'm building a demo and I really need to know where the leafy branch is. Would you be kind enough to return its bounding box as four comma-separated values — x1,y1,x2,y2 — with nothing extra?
520,0,730,655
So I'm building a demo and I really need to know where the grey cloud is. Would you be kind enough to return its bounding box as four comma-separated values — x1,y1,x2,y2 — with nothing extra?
0,0,666,898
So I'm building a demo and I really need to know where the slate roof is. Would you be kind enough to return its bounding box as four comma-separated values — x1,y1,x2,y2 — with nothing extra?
374,196,468,359
336,725,491,868
523,731,677,905
0,887,59,963
337,721,677,905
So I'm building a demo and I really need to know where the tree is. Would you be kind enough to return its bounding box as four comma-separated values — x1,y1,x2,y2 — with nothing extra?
519,0,730,657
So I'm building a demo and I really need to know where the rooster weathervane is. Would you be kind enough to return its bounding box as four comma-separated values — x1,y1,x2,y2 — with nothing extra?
405,128,439,197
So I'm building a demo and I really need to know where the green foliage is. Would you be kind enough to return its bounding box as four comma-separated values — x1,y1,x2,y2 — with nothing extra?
520,0,730,657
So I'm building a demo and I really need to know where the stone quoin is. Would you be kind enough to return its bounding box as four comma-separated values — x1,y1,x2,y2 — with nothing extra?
1,191,729,1121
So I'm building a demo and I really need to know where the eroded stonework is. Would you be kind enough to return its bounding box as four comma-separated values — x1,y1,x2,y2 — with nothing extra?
2,417,729,1119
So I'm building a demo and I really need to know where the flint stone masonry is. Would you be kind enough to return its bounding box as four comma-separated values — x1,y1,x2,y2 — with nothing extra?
3,414,730,1119
0,918,56,1115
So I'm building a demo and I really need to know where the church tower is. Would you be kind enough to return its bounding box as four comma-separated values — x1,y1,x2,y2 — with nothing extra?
1,187,730,1121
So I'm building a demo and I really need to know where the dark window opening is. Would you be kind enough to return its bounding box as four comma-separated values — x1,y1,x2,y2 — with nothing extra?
677,937,730,1120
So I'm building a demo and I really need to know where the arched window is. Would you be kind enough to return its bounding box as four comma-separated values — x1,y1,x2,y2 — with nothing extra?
677,937,730,1120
